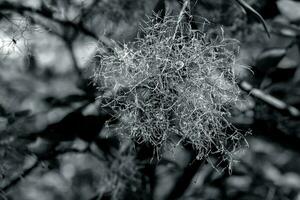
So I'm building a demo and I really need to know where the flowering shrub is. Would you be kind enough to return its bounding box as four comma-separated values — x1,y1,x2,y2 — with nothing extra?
94,16,247,162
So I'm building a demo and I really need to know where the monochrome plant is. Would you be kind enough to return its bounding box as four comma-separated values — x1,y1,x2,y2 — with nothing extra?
94,15,247,164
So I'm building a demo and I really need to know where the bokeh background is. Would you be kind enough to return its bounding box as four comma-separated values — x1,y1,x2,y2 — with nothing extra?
1,0,300,199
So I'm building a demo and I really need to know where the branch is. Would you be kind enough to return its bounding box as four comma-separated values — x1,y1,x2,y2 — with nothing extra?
239,81,300,119
0,1,113,46
0,1,117,82
166,158,205,200
0,158,40,193
235,0,270,38
238,81,300,153
88,193,111,200
0,146,104,195
173,0,190,40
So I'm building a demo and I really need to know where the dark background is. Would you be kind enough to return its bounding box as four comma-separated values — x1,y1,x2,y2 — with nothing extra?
1,0,300,199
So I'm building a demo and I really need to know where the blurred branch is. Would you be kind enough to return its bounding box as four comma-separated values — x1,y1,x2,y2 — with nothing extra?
1,102,114,193
235,0,270,38
239,81,300,119
239,81,300,153
0,1,96,38
65,41,83,79
88,193,111,200
0,158,40,193
166,158,205,200
0,0,110,93
55,146,108,163
0,146,105,194
134,143,158,200
0,1,113,49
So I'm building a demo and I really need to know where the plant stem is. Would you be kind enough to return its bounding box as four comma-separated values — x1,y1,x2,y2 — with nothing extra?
165,158,204,200
0,158,39,193
239,81,300,118
173,0,190,40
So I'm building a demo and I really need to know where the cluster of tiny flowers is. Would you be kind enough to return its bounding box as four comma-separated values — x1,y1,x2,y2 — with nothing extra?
94,16,246,161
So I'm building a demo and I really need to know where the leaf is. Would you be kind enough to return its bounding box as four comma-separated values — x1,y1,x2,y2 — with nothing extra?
255,48,287,73
277,0,300,22
235,0,270,38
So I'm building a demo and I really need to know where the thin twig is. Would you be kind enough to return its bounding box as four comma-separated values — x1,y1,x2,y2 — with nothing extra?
0,158,40,193
0,146,101,195
0,1,106,43
173,0,190,40
239,81,300,118
235,0,270,38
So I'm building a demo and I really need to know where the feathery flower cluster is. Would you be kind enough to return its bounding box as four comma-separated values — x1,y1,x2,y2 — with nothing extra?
94,16,246,162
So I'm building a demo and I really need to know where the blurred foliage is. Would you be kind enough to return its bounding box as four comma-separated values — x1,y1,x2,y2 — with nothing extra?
0,0,300,200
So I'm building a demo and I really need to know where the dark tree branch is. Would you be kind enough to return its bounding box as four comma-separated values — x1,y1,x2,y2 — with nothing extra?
0,146,106,195
134,143,158,200
166,158,205,200
0,1,105,43
0,1,117,82
88,193,111,200
235,0,270,38
0,158,40,193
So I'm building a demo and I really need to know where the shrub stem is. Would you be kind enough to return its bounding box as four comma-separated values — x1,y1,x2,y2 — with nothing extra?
165,157,204,200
